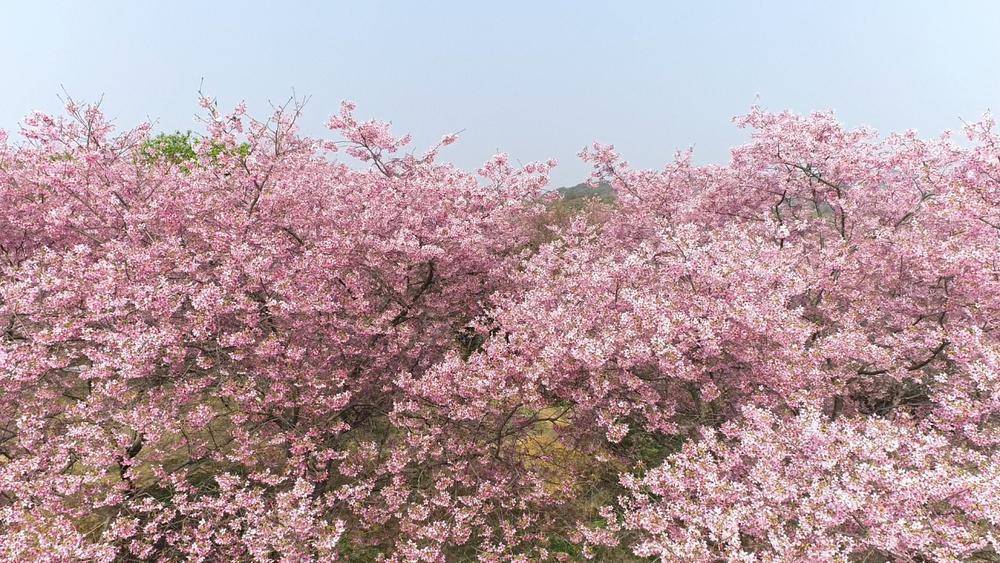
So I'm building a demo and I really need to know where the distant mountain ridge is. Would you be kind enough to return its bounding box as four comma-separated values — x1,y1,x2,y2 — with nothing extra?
556,181,615,202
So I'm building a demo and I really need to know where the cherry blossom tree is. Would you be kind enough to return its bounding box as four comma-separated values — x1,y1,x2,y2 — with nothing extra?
0,97,557,561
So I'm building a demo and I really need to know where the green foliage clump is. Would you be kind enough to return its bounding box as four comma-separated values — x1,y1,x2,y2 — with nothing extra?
139,131,250,171
140,131,197,165
208,140,251,161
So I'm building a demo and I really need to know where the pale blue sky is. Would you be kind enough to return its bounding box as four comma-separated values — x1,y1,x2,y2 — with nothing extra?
3,1,999,185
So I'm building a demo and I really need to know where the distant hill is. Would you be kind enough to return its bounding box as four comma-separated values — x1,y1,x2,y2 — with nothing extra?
556,181,615,202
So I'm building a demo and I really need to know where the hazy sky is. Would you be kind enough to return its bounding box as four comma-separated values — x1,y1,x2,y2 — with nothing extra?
3,1,1000,185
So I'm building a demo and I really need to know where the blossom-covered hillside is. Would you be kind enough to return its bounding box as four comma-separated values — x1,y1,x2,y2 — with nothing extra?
0,98,997,561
